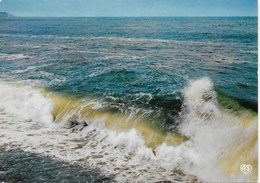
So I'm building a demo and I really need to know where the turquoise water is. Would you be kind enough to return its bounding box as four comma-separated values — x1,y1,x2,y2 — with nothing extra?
0,17,257,100
0,17,258,124
0,17,258,182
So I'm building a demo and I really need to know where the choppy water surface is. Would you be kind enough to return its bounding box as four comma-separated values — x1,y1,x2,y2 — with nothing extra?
0,17,257,182
0,149,110,182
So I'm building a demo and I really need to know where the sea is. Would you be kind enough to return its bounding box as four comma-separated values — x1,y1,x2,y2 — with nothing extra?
0,17,258,182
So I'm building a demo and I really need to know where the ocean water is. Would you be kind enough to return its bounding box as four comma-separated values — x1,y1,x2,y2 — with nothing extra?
0,17,257,182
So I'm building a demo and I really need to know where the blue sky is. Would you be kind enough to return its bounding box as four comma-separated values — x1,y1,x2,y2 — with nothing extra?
0,0,257,17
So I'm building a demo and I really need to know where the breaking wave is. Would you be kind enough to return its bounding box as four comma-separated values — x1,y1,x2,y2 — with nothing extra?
0,78,257,182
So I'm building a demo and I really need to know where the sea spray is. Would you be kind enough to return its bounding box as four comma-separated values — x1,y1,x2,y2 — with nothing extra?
177,77,257,182
0,82,53,126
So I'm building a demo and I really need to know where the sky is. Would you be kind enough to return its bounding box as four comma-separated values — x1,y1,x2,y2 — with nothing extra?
0,0,258,17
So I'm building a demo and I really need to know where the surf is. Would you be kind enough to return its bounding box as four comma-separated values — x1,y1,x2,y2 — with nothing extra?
178,77,257,182
0,78,257,182
43,90,188,149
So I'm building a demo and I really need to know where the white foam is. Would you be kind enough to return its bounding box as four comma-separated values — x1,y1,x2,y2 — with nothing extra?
0,53,33,61
175,77,256,182
0,79,256,182
0,82,53,125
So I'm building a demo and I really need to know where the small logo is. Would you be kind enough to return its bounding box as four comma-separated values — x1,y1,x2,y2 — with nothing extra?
240,164,252,175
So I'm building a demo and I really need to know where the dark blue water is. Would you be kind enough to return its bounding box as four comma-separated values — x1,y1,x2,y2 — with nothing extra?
0,149,111,183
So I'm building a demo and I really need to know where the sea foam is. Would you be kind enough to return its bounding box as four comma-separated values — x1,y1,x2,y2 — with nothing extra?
0,79,257,182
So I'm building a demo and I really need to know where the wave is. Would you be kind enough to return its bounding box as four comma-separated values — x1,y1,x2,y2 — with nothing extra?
0,53,33,61
44,91,187,149
178,77,257,182
217,90,258,113
0,82,53,125
0,78,257,182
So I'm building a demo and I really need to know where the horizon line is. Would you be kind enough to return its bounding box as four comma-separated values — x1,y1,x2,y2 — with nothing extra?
2,15,257,18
